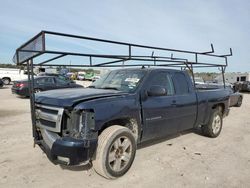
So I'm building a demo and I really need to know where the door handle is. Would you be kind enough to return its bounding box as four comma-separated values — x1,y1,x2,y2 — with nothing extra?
171,100,177,106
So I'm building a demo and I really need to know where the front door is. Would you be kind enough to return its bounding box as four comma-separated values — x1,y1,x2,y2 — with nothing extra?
141,71,179,141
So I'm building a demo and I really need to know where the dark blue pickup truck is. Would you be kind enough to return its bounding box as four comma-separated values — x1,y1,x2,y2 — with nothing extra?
34,67,230,179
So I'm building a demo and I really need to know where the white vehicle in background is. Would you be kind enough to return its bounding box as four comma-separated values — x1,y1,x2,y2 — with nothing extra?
194,77,205,85
0,68,30,85
77,71,86,80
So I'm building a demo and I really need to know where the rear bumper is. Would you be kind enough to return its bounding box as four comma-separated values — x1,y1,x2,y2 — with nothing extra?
11,87,29,96
38,129,97,165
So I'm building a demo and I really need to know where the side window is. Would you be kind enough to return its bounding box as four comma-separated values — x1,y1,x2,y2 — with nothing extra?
36,77,54,84
240,76,246,81
55,77,68,85
149,72,174,95
173,72,189,95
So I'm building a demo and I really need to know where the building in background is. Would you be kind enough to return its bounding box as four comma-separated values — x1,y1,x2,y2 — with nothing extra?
215,72,250,84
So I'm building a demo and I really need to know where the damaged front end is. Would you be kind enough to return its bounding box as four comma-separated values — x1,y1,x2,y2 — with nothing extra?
34,104,98,165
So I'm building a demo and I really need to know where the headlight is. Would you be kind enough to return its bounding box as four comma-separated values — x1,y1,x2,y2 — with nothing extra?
79,110,95,139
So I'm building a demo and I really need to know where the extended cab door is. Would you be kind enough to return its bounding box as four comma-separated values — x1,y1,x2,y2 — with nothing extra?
141,71,179,140
172,72,197,131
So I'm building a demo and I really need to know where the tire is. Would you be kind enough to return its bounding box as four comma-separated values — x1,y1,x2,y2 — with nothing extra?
2,77,10,85
235,97,242,107
201,108,223,138
34,88,42,93
93,125,136,179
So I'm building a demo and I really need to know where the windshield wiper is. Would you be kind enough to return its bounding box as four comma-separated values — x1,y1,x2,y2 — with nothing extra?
101,86,119,90
88,85,96,88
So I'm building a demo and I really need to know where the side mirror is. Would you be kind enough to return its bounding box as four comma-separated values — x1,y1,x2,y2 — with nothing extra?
147,85,167,96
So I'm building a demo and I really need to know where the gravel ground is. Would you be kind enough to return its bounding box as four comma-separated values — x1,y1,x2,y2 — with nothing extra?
0,84,250,188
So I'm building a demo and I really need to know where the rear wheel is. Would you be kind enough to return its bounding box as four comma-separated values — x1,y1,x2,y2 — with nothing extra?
202,108,223,138
2,77,10,85
93,125,136,179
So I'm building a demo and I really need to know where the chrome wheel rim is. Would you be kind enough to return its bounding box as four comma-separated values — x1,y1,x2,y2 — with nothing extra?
108,136,132,172
3,79,9,85
212,115,221,134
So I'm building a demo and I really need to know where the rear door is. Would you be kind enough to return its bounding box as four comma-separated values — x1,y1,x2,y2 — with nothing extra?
172,72,197,131
36,77,56,91
141,71,179,140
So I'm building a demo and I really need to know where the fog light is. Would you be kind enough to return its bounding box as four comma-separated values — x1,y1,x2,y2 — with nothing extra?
57,156,70,165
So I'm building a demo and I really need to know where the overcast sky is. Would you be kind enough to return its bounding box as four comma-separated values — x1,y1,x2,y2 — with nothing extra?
0,0,249,72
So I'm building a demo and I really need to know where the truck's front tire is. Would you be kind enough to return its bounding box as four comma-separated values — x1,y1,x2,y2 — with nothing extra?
202,108,223,138
93,125,136,179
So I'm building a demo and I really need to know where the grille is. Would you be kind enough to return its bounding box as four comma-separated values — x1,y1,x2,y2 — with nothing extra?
35,104,64,132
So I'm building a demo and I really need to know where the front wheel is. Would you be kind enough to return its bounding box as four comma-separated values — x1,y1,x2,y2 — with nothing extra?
92,125,136,179
202,108,223,138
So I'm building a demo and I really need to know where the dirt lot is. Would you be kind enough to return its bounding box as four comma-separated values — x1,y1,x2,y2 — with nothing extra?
0,84,250,188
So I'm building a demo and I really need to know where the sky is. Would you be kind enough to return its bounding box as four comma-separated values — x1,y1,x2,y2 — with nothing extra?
0,0,250,72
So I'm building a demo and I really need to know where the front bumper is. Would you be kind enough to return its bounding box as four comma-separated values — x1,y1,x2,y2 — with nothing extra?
38,129,97,165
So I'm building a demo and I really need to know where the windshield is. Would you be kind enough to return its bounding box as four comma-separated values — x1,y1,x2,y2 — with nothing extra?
90,70,145,92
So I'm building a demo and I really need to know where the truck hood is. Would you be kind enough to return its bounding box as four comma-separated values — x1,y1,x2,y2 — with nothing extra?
35,88,127,107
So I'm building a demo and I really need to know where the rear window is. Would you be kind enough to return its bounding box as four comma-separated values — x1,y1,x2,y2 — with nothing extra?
173,72,189,95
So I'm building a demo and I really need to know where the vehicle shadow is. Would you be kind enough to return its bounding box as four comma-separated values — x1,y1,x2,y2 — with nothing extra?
0,87,9,89
56,129,204,172
137,129,196,150
239,91,250,94
59,162,92,171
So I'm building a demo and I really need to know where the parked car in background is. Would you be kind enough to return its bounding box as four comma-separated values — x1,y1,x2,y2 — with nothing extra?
11,76,83,97
37,73,74,83
92,75,100,82
77,71,86,80
194,77,205,85
66,72,77,80
84,71,95,80
0,68,32,85
240,81,250,92
0,79,4,88
227,86,243,107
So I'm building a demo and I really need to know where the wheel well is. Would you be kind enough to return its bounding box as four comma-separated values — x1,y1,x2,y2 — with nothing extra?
2,77,11,81
100,118,139,140
212,103,225,113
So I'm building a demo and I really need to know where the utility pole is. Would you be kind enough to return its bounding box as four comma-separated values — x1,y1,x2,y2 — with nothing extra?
69,60,71,72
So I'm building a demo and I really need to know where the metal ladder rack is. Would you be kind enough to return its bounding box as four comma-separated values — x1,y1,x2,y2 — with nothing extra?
13,30,233,139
